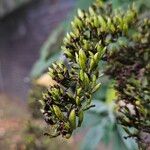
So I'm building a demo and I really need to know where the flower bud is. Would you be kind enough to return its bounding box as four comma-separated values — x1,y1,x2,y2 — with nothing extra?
78,110,84,127
78,49,87,70
69,109,76,129
52,105,65,121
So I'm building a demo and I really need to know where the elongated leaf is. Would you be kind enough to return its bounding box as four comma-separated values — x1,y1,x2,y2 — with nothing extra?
102,121,114,146
89,100,108,114
117,125,138,150
112,129,128,150
81,112,101,128
40,25,63,60
80,121,106,150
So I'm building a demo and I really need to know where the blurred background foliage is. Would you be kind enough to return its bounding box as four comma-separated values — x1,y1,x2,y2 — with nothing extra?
0,0,31,17
28,0,150,150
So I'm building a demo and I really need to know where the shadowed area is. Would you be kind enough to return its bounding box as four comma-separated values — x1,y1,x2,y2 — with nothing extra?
0,0,74,100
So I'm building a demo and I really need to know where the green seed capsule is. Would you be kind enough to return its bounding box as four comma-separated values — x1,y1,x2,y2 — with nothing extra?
77,87,82,95
92,75,97,83
77,9,84,18
53,105,65,121
63,37,69,45
78,49,87,70
89,7,95,16
83,72,90,85
75,52,79,64
64,122,71,130
89,58,96,71
74,17,83,29
79,70,84,81
94,16,100,27
64,133,72,139
89,51,94,57
48,70,54,78
48,67,54,73
76,96,81,106
78,111,84,127
62,46,73,58
69,109,76,129
39,100,45,106
92,83,101,93
66,32,71,39
98,15,106,29
40,109,45,114
94,52,100,63
71,21,77,30
52,63,57,69
70,32,76,38
58,74,64,80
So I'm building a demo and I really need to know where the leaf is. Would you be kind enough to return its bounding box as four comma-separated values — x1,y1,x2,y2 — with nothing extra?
40,25,63,60
30,25,63,78
89,100,108,114
74,111,101,136
102,121,114,146
80,121,106,150
112,129,128,150
80,111,101,128
117,125,138,150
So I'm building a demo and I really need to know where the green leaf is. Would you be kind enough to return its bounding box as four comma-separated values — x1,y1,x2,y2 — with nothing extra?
112,129,128,150
74,111,101,135
30,25,63,78
89,100,108,114
117,125,138,150
102,121,114,145
40,25,63,60
80,121,106,150
81,111,101,128
92,82,108,100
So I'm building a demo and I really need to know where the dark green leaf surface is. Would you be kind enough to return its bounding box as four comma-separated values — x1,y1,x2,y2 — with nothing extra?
81,121,107,150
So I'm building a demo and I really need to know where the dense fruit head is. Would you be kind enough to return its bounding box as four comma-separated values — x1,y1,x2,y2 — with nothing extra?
39,1,150,142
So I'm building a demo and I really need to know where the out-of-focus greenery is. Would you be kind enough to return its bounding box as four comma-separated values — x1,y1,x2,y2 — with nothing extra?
23,121,73,150
28,85,46,119
29,0,150,150
0,0,31,17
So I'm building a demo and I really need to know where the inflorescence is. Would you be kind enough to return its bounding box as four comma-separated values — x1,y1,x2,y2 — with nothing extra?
39,0,150,144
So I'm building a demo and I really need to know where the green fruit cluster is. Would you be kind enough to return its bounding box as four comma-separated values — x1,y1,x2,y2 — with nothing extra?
39,0,150,142
105,14,150,143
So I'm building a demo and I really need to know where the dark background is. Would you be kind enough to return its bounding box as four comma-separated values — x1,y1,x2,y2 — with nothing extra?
0,0,74,100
